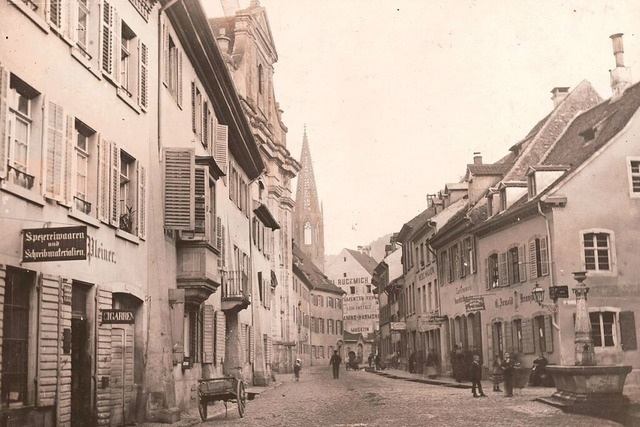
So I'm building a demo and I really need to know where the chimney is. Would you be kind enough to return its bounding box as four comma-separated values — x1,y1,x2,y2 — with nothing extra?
551,87,570,108
216,28,231,55
473,152,482,165
610,33,632,99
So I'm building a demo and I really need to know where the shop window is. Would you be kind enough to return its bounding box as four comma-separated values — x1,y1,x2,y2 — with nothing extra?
590,311,616,347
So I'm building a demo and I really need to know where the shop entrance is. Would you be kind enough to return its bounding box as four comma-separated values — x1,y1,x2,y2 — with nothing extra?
71,283,92,427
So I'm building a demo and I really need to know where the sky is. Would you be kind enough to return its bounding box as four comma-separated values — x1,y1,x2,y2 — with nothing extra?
205,0,640,255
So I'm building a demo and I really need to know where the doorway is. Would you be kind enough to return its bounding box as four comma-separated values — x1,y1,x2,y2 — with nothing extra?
71,283,92,427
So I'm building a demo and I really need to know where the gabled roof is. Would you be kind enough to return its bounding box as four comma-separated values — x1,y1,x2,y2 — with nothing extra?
293,243,343,295
345,249,378,275
396,206,437,243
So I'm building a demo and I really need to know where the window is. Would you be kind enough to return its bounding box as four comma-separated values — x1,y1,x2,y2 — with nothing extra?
183,308,202,365
533,315,549,353
500,189,507,212
77,0,90,49
304,222,312,245
73,120,96,214
492,322,503,356
119,151,135,233
527,174,537,198
582,232,611,272
350,286,355,295
2,267,35,407
508,247,520,284
486,253,499,289
590,311,616,347
512,319,523,354
165,30,183,105
366,285,371,293
462,237,475,276
119,22,136,96
628,159,640,196
528,237,549,279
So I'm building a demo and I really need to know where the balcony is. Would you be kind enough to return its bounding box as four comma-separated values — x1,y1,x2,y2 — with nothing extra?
221,270,250,313
176,239,222,306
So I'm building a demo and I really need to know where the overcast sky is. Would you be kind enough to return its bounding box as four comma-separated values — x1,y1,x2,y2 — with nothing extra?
205,0,640,255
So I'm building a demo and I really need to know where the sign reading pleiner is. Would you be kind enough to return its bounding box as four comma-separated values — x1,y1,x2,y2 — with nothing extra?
464,295,486,312
22,226,87,262
101,309,135,324
390,321,407,331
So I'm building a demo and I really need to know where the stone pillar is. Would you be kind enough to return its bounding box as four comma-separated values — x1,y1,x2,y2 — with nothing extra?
572,271,597,366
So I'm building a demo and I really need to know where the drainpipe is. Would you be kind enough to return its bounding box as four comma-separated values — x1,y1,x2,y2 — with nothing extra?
538,201,561,332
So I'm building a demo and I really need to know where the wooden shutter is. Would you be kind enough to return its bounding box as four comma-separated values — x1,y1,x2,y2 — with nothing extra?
138,41,149,108
540,237,549,276
97,136,110,223
486,324,493,363
214,311,226,365
221,224,226,267
543,315,553,352
191,81,196,133
162,21,169,85
202,305,214,364
37,274,61,407
44,101,65,201
101,0,116,78
240,324,247,364
48,0,63,29
471,238,477,273
498,252,508,286
620,311,637,351
109,141,120,226
203,102,209,147
169,288,185,364
63,115,75,205
529,239,538,279
137,164,146,239
0,64,8,179
214,124,228,178
522,317,535,354
177,51,183,107
194,166,206,233
484,258,490,290
163,148,195,230
504,321,513,354
216,216,223,252
249,326,255,364
518,245,527,282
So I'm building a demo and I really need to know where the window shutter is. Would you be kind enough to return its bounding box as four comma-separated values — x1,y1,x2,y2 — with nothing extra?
484,258,490,290
163,148,195,230
620,311,637,351
0,64,8,180
499,252,508,286
214,124,228,179
101,0,115,78
470,238,477,273
543,315,554,352
97,136,111,223
540,237,549,276
191,81,196,133
44,101,66,201
169,288,185,364
109,141,120,226
518,245,527,282
504,321,513,354
194,166,206,233
216,216,223,252
486,324,493,362
202,304,214,364
162,22,169,85
240,324,247,364
48,0,63,29
214,311,226,365
522,317,535,354
112,10,121,84
137,164,146,239
249,326,255,364
529,240,538,279
203,102,209,147
138,41,149,108
63,115,75,205
177,51,183,107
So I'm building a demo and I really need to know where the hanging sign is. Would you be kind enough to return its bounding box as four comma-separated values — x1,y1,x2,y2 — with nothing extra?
549,285,569,300
22,226,87,262
464,295,486,312
390,322,407,331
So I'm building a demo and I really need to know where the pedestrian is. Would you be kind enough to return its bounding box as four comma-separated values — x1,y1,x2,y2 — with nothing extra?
470,354,487,398
501,352,515,397
293,358,302,382
426,349,439,378
374,353,381,370
491,354,504,392
329,350,342,379
408,351,416,373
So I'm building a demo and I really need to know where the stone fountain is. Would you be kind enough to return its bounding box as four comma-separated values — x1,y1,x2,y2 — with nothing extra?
540,271,632,419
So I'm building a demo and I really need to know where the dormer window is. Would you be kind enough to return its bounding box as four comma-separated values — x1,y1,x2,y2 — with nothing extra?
499,189,507,212
527,174,537,198
580,127,596,143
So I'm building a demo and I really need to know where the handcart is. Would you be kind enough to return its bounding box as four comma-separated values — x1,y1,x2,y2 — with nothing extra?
197,376,247,421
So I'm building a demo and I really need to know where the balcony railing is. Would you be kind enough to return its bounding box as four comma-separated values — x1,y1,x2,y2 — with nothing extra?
222,270,249,299
6,165,35,190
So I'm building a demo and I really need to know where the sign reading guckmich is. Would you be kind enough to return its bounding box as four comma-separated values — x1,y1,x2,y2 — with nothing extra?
22,226,87,262
101,310,135,324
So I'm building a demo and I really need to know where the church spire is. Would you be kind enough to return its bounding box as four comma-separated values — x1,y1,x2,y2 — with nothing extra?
293,127,325,272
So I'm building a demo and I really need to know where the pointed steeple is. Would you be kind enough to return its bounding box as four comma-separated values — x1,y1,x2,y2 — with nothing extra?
293,127,326,271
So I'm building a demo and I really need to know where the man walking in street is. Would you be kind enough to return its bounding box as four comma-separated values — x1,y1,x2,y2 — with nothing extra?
470,354,487,398
329,350,342,379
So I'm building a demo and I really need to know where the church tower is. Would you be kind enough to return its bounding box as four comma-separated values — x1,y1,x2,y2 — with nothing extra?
293,127,326,271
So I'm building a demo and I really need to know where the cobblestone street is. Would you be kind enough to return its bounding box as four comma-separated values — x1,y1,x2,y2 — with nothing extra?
196,366,627,427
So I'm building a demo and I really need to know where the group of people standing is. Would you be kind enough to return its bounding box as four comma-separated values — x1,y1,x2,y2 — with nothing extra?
451,345,518,398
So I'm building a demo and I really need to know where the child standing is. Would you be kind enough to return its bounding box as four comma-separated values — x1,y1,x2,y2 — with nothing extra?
293,359,302,382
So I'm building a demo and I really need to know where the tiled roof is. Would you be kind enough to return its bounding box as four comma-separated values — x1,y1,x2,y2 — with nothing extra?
345,249,379,275
293,244,343,295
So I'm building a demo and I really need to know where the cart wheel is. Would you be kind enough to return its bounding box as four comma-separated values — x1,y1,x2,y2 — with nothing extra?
198,391,207,421
236,381,246,418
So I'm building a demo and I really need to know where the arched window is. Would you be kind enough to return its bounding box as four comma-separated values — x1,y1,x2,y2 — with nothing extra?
304,222,312,245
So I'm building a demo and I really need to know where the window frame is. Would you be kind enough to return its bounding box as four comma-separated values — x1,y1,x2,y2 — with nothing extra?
627,157,640,198
580,229,616,275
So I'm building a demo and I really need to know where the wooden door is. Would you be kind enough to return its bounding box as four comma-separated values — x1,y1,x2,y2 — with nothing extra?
111,327,134,426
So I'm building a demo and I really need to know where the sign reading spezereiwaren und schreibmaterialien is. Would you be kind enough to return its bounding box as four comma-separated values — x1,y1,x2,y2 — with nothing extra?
22,226,87,262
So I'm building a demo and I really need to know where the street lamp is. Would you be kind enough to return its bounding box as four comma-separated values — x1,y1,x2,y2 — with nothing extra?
531,283,558,313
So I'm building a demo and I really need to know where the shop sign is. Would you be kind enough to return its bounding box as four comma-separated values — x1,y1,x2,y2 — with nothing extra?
390,321,407,331
101,309,135,324
464,296,486,312
22,226,87,262
549,285,569,300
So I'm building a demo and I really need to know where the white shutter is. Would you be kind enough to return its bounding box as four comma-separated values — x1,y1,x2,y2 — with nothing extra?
540,237,549,276
194,166,206,233
249,326,255,364
63,115,75,205
177,50,183,107
101,0,116,78
529,240,538,279
109,141,120,226
214,311,226,365
214,124,228,182
162,21,169,85
191,81,196,133
137,164,146,239
163,148,195,230
518,245,527,282
202,305,214,364
216,216,223,252
97,136,110,223
498,252,508,286
0,64,8,179
138,40,149,109
44,101,65,201
48,0,63,29
112,9,121,85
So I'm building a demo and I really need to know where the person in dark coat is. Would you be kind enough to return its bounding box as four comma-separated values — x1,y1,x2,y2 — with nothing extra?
470,354,487,397
408,351,416,373
329,350,342,379
501,352,515,397
293,358,302,382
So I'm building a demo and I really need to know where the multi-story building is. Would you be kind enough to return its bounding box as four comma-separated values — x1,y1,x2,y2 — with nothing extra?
372,244,403,364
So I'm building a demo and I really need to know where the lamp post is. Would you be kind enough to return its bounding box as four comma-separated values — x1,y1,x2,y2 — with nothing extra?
572,271,596,366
